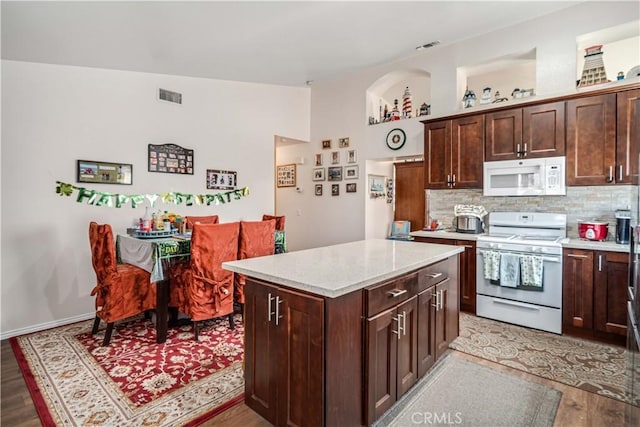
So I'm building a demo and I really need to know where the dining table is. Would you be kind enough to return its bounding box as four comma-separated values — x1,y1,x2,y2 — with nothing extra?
116,233,191,343
115,229,287,343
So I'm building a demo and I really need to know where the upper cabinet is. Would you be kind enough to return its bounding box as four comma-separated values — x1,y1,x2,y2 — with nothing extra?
485,102,565,161
424,116,484,189
566,88,639,185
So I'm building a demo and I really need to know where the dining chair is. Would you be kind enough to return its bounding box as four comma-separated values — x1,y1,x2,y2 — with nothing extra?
89,222,156,346
262,214,285,231
169,221,239,340
184,215,219,229
235,219,276,316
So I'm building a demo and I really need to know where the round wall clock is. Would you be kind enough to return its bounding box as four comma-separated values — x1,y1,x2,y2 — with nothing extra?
386,128,406,151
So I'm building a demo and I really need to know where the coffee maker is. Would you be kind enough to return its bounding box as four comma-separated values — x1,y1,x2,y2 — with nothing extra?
616,209,631,244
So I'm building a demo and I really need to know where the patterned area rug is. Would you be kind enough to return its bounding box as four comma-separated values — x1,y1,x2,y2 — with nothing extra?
11,314,244,426
451,313,632,405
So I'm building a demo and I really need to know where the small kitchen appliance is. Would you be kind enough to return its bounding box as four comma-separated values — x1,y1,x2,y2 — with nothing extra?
616,210,631,244
453,204,487,234
578,220,609,241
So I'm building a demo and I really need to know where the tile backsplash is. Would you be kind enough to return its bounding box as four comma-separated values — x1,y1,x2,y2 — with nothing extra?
427,185,636,240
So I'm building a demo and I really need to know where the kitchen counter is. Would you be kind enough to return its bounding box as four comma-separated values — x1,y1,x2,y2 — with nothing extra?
562,238,629,253
410,229,484,241
223,238,463,298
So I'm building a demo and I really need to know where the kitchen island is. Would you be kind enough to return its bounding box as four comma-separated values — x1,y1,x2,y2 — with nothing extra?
223,239,463,426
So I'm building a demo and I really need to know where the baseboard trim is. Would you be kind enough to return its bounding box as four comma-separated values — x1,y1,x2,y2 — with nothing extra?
1,312,95,341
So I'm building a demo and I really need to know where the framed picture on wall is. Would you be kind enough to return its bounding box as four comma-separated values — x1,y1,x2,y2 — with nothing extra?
314,153,323,166
206,169,237,190
339,137,350,148
368,174,386,199
346,183,357,193
347,149,357,163
322,139,332,150
77,160,133,185
332,184,340,196
313,167,325,181
276,164,296,187
148,143,194,175
331,151,340,165
344,165,359,179
327,166,342,181
315,184,323,196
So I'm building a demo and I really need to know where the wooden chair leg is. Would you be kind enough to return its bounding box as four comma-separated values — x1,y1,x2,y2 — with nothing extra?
193,321,199,341
91,316,101,335
102,322,114,346
228,313,235,330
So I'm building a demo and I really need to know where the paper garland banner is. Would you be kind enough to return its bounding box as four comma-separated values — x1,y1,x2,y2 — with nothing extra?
55,181,250,208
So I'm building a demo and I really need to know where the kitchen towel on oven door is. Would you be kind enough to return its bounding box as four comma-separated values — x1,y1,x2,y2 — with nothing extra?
483,250,500,281
520,255,543,288
499,253,520,288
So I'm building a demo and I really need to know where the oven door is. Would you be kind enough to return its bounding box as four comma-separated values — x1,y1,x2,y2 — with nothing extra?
476,249,562,309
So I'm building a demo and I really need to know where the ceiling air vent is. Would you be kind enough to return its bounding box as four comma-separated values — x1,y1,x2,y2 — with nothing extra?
158,88,182,104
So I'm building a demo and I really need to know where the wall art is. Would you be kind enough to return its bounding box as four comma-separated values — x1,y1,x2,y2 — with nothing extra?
206,169,237,190
344,165,359,180
315,184,323,196
327,166,343,181
332,184,340,196
322,139,332,150
148,143,194,175
331,151,340,165
314,153,323,166
276,163,296,187
313,167,325,181
77,160,132,185
347,149,357,163
369,174,386,199
346,183,357,193
339,137,350,148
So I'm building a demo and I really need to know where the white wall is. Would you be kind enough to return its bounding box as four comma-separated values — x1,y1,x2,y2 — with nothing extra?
279,1,639,251
365,160,394,239
0,61,310,337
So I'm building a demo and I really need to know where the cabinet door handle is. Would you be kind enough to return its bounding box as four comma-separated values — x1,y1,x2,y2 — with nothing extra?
431,292,439,309
606,166,614,183
425,272,443,279
523,143,527,157
275,296,283,326
402,310,407,336
268,293,275,323
598,255,603,272
452,174,456,187
446,174,451,187
438,289,444,311
387,289,407,298
619,165,623,182
567,253,588,258
516,143,521,157
392,314,403,339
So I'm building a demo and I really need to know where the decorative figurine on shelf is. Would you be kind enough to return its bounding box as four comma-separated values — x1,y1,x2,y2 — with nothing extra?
480,87,492,105
391,99,401,121
383,103,389,122
462,87,476,108
492,90,509,103
618,71,625,80
578,45,609,87
418,102,431,116
402,86,413,118
511,88,522,99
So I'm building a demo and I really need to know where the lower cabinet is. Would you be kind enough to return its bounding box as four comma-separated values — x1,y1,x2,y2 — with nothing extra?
414,237,476,314
364,258,458,425
244,279,324,427
244,254,460,427
563,248,628,344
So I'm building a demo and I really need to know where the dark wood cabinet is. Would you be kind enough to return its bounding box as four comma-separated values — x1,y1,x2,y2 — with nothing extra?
594,251,629,336
417,287,436,377
616,89,640,184
424,116,484,189
414,237,476,314
366,296,418,422
562,248,628,344
394,161,425,230
562,248,594,331
566,94,618,186
244,279,324,427
485,102,565,161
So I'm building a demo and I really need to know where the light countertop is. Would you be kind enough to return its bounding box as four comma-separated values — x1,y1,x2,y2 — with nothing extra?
410,230,630,253
410,230,483,241
223,239,463,298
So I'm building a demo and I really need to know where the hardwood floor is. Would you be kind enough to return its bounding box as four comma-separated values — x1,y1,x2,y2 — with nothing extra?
2,339,637,426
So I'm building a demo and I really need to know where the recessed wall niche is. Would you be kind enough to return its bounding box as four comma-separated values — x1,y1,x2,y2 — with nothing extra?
576,20,640,86
366,69,431,125
458,49,536,110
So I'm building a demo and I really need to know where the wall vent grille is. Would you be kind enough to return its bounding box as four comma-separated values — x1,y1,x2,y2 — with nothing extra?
158,88,182,104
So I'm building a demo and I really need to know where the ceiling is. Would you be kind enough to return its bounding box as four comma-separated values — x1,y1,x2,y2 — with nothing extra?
1,1,581,87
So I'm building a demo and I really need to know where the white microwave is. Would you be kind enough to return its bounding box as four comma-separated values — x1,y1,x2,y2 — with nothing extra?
483,156,566,196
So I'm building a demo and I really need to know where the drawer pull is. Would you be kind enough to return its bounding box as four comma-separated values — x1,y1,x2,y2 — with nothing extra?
567,253,588,259
387,289,407,298
425,272,443,279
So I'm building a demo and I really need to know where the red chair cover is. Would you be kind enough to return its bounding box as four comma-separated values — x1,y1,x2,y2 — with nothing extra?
235,219,276,304
262,214,285,231
184,215,219,229
170,222,239,327
89,222,156,344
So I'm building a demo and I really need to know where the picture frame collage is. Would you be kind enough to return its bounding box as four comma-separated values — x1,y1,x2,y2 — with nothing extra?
314,137,358,196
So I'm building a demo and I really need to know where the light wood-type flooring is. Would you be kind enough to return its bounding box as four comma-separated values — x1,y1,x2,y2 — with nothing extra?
2,339,638,426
